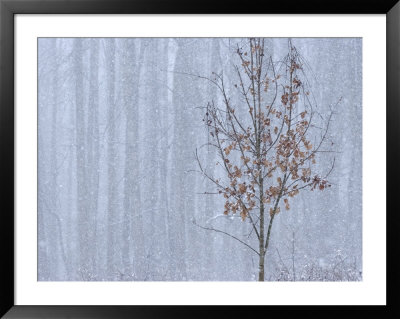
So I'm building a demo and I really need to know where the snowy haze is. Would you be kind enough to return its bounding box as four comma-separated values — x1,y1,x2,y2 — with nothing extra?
38,38,362,281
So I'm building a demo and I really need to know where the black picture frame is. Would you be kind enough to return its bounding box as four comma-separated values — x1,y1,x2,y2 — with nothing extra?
1,0,398,318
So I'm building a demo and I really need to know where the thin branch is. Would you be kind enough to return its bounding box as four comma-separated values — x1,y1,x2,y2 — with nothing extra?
193,220,260,256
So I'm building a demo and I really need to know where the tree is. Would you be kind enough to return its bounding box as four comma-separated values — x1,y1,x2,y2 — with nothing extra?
74,38,91,279
105,38,118,279
196,38,336,281
86,38,100,279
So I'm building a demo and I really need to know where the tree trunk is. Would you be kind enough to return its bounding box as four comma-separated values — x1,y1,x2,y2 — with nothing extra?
87,38,100,279
121,38,135,278
105,38,117,279
258,188,265,281
74,38,89,279
263,213,276,281
259,252,265,281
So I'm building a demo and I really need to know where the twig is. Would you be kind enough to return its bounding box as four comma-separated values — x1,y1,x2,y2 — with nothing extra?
193,220,259,256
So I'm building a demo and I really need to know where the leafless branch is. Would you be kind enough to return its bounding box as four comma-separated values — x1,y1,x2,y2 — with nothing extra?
193,219,259,256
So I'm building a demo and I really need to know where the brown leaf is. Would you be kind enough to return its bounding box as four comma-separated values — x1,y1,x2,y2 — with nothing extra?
238,183,247,194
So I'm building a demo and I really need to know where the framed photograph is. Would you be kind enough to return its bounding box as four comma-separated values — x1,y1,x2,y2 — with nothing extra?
1,0,398,318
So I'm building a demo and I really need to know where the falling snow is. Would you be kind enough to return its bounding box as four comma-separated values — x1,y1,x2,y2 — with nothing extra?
38,38,362,281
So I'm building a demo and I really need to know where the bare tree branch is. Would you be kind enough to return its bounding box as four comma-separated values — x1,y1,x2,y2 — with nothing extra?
192,220,260,256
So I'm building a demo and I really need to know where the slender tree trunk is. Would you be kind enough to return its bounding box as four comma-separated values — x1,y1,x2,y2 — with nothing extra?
258,168,265,281
73,38,90,279
258,189,265,281
121,39,135,278
143,39,162,279
49,38,61,278
169,40,190,280
64,39,75,279
87,39,100,279
38,40,50,280
158,38,171,278
126,40,146,279
263,213,276,281
105,38,117,279
259,252,265,281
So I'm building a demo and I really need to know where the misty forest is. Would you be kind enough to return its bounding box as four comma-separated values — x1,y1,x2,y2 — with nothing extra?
38,37,362,281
